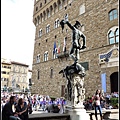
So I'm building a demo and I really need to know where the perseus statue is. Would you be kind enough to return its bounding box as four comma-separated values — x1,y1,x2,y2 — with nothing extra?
60,19,86,63
59,62,86,101
59,18,86,103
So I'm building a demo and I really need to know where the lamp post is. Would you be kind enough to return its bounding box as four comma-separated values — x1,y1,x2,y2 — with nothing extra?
29,82,34,94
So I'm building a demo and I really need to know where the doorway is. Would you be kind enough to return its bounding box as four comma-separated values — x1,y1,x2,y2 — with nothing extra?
110,72,118,93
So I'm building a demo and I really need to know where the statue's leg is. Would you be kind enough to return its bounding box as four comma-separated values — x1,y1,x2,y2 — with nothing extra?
81,66,86,76
69,81,72,101
76,63,86,77
70,54,76,62
76,84,80,103
77,49,80,60
67,83,70,100
70,46,77,62
67,80,72,101
70,45,74,55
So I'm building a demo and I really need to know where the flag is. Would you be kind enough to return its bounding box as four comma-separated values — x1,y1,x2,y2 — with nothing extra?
58,39,61,53
63,38,66,52
100,50,113,62
101,73,106,92
53,41,56,54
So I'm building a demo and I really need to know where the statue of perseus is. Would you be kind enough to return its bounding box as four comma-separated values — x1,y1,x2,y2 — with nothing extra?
60,18,86,63
59,18,87,106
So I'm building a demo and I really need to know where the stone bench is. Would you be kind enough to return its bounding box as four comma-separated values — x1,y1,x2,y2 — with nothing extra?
28,113,70,120
87,111,111,120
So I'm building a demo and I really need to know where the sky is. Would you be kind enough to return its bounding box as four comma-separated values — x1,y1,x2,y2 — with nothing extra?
1,0,35,69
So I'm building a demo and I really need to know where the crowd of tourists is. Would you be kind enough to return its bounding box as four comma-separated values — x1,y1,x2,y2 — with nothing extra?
1,92,66,120
83,92,119,111
1,91,118,120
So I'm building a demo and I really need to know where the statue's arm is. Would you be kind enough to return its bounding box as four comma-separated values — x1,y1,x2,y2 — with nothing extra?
81,34,86,49
66,21,74,30
60,19,74,31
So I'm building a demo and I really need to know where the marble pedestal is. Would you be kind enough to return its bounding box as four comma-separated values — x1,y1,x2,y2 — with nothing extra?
64,74,89,120
65,105,89,120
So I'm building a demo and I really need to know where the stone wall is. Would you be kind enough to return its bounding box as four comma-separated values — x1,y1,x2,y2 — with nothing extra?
31,0,119,98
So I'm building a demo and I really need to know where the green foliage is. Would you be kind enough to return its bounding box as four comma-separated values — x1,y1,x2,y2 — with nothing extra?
50,97,56,101
110,97,118,107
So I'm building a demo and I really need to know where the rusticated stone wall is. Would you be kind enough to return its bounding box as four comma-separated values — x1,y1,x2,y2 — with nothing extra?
31,0,119,98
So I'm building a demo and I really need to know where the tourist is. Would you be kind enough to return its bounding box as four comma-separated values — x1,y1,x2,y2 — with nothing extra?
93,89,104,120
2,96,20,120
15,98,28,120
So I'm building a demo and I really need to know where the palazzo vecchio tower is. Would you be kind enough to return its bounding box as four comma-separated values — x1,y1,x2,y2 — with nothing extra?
31,0,119,98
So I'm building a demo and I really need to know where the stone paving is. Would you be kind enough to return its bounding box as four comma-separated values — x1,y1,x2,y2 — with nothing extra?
91,113,119,120
31,109,119,120
86,109,119,120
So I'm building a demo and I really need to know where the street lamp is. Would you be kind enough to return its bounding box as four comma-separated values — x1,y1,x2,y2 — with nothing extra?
29,81,34,94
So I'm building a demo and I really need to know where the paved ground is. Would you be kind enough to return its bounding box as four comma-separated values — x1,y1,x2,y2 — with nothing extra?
31,109,119,120
91,113,119,120
87,109,119,120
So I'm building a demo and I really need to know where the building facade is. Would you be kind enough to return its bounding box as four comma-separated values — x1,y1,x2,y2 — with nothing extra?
32,0,119,98
1,59,30,92
9,61,29,92
1,58,11,91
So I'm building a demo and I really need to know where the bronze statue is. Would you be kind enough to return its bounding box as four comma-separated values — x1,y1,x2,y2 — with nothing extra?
60,19,86,63
59,19,86,103
59,63,85,101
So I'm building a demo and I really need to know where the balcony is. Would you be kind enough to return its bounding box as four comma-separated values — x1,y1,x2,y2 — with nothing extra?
57,50,69,58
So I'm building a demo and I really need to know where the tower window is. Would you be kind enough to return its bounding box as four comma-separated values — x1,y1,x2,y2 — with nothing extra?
108,27,119,44
109,9,118,21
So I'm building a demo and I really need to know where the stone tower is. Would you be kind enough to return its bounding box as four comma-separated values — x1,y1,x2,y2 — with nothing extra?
32,0,119,98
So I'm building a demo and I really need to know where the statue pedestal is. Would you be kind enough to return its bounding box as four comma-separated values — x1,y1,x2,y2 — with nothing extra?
65,105,89,120
65,74,89,120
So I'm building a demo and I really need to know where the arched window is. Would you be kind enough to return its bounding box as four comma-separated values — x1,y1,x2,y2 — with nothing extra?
50,68,53,78
37,16,40,25
47,9,50,18
34,18,37,26
62,0,65,6
37,69,40,80
40,3,42,8
115,29,119,43
50,5,53,15
40,13,43,22
108,27,119,44
44,51,48,61
36,54,40,63
39,29,42,37
109,9,118,21
54,21,57,28
108,31,114,44
57,19,59,27
54,19,59,28
58,0,62,10
79,4,85,15
36,6,38,11
44,0,47,4
54,3,57,13
43,11,46,20
46,24,50,33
